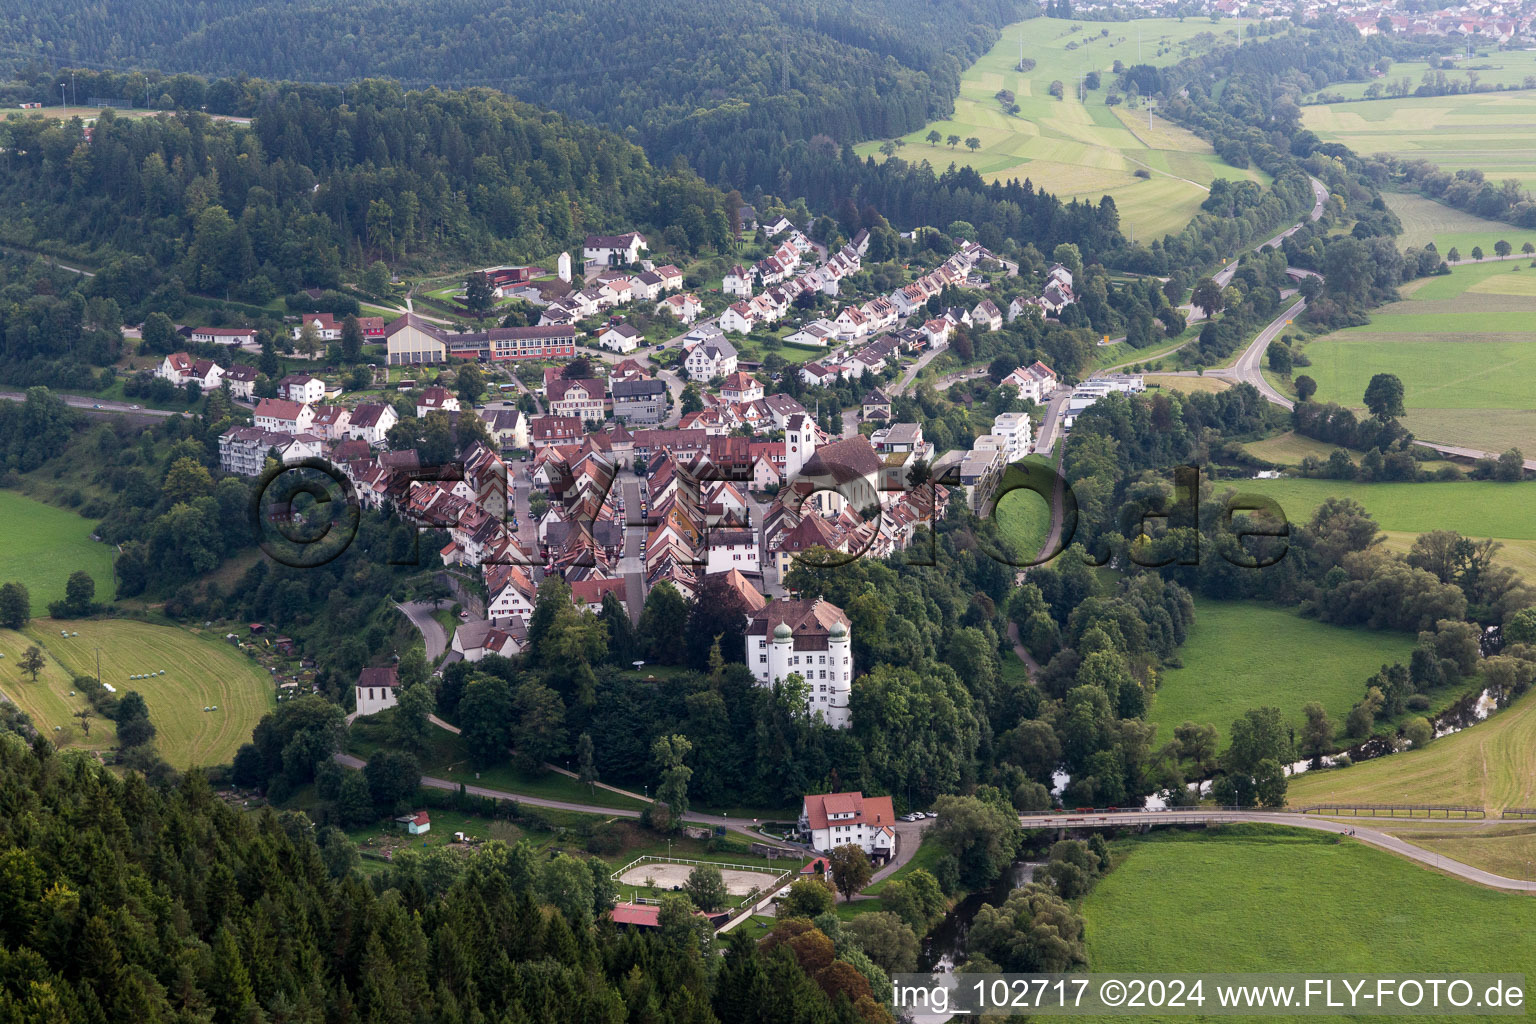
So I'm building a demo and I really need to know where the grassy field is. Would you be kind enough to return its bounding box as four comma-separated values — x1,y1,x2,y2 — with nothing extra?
1233,477,1536,578
1297,260,1536,455
991,456,1054,562
0,492,117,609
1308,53,1536,101
1145,373,1229,394
1083,826,1536,993
1303,88,1536,193
0,618,273,766
854,17,1270,239
1382,191,1533,254
1288,687,1536,813
1148,601,1415,748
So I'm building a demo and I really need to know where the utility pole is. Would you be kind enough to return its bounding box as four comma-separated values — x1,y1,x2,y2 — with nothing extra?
59,84,66,108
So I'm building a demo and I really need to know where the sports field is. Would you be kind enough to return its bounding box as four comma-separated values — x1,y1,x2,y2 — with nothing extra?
0,618,274,767
1083,826,1536,987
1382,191,1534,254
1303,89,1536,193
1296,260,1536,456
1147,600,1415,748
1287,687,1536,814
0,491,117,609
855,17,1270,238
1235,476,1536,578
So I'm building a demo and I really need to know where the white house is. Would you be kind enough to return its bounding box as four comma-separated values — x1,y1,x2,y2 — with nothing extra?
656,293,702,324
723,265,753,298
354,666,400,717
277,374,325,405
1001,361,1059,405
972,299,1003,332
254,398,314,434
598,323,643,353
347,403,397,445
799,791,897,861
719,301,756,335
583,232,648,266
785,319,837,347
684,338,739,380
745,598,854,728
415,386,460,418
190,327,257,346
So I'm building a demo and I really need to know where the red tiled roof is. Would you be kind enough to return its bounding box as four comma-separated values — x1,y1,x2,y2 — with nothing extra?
801,791,895,831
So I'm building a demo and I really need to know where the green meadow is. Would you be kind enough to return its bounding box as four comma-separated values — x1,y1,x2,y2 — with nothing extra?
1232,477,1536,579
1083,826,1536,1005
1296,260,1536,456
1147,601,1414,748
0,491,117,609
855,17,1269,239
1303,88,1536,193
1305,52,1536,100
1382,191,1535,254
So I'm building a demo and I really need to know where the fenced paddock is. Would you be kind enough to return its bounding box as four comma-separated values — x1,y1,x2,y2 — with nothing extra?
612,856,790,900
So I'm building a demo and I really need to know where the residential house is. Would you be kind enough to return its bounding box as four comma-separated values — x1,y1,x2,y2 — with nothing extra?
655,293,702,324
414,386,461,418
597,323,643,354
992,411,1032,461
861,388,891,421
719,301,756,335
784,319,837,347
253,398,314,434
611,378,667,427
347,403,398,445
529,415,584,448
546,378,606,424
722,265,753,298
479,407,529,450
1001,361,1058,405
684,338,739,381
277,374,326,405
799,791,896,860
719,371,764,404
583,232,648,266
972,299,1003,332
221,363,259,400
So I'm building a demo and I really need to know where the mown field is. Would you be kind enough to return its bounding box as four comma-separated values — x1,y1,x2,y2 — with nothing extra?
0,618,274,767
1082,826,1536,999
1287,687,1536,813
1147,601,1415,748
1305,52,1536,100
1382,191,1534,254
991,455,1055,562
1303,88,1536,193
1233,477,1536,579
854,17,1269,238
0,491,117,609
1381,823,1536,882
1296,261,1536,456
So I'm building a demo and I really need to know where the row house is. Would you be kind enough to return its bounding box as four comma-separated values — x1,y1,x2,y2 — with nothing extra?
307,405,351,442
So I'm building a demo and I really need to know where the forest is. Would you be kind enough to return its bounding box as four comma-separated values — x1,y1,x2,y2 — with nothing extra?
1,0,1032,180
0,81,729,299
0,729,908,1024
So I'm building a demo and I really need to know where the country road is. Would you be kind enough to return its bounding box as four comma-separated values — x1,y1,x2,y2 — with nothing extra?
396,600,449,662
0,390,177,419
332,750,801,849
1016,809,1536,892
